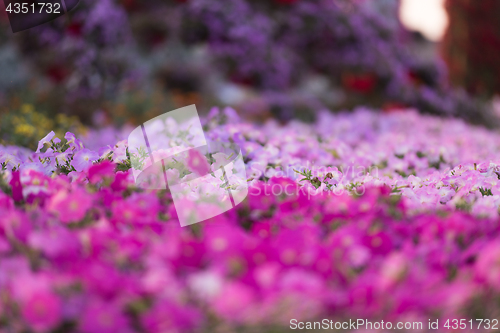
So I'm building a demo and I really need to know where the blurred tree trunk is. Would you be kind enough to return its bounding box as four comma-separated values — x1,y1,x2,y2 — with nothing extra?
442,0,500,96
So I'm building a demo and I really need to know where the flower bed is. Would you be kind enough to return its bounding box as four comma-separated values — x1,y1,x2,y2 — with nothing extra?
1,108,500,332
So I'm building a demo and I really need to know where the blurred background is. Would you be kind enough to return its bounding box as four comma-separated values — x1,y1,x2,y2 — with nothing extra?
1,0,500,149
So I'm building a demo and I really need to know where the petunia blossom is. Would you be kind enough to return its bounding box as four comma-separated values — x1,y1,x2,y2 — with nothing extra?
72,149,100,172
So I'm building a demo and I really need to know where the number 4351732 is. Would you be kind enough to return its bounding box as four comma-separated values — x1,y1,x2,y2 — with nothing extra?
5,2,61,14
444,319,499,330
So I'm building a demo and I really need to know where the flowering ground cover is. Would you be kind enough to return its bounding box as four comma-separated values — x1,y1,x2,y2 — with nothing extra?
1,107,500,332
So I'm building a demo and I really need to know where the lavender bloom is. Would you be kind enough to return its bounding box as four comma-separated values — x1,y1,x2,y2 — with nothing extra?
36,131,56,153
72,148,99,172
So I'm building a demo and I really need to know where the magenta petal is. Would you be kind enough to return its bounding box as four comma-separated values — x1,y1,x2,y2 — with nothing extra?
9,171,23,202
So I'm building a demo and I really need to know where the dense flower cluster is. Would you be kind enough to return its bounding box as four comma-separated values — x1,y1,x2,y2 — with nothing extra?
1,0,492,123
1,108,500,332
185,0,408,90
203,107,500,217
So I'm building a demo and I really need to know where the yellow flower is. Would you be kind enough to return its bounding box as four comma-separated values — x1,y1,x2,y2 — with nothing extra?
15,124,36,136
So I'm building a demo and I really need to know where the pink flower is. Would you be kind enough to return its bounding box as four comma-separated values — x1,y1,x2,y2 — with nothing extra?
186,149,210,176
113,192,161,224
9,170,23,202
28,227,80,259
110,171,130,192
187,270,223,301
47,188,93,223
475,241,500,291
79,299,131,333
363,231,393,255
72,149,99,172
142,300,203,333
111,199,141,225
21,170,51,205
378,252,408,289
1,210,32,242
248,182,275,210
88,160,116,184
21,291,62,333
204,223,249,257
212,282,256,323
279,268,325,296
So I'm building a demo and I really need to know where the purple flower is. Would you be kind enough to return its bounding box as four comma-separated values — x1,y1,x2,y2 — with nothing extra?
65,132,84,151
36,131,56,153
72,149,99,172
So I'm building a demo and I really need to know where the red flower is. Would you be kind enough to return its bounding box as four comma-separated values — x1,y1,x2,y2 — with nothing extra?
66,21,83,37
46,65,68,83
407,70,422,86
382,102,407,113
342,72,377,94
